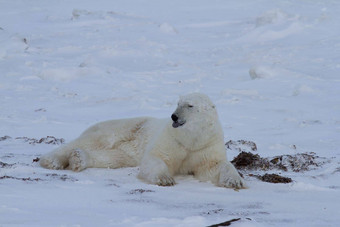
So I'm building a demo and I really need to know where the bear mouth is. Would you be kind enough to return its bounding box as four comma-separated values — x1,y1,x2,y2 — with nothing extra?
172,120,186,128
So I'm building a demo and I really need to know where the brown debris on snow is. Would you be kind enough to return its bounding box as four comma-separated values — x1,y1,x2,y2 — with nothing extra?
225,140,257,152
0,161,15,168
270,153,323,172
231,152,271,170
128,189,155,194
257,173,292,184
227,140,327,184
32,157,40,163
0,135,65,145
0,135,11,141
228,140,325,172
15,136,65,145
0,176,43,182
45,173,78,182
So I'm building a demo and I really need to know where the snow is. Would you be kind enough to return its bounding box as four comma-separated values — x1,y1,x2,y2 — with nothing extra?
1,0,340,226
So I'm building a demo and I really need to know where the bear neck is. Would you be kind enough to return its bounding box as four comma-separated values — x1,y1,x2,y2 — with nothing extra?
169,119,224,151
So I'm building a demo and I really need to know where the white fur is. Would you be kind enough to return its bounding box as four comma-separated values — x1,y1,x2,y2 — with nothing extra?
40,93,246,189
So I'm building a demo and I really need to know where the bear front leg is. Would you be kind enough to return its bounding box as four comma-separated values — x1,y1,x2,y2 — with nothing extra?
218,161,246,189
138,155,175,186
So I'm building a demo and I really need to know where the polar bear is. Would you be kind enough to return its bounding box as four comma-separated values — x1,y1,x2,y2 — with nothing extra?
40,93,245,189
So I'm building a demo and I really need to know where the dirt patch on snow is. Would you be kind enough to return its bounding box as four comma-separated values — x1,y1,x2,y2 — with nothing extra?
45,173,78,182
0,161,15,168
227,140,327,184
231,151,324,172
0,135,65,145
0,135,11,141
128,189,155,194
32,157,40,163
228,140,326,172
231,152,270,170
0,175,43,182
226,140,257,152
15,136,65,145
254,173,292,184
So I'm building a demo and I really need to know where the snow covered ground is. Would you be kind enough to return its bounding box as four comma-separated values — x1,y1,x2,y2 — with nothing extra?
1,0,340,226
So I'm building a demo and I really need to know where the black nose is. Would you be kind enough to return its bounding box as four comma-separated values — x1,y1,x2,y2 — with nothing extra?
171,114,178,122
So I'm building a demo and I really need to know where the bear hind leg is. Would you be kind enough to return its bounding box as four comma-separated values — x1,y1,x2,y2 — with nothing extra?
68,149,90,172
40,148,70,170
40,146,90,172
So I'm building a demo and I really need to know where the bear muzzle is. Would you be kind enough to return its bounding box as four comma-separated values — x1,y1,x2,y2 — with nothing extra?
171,114,186,128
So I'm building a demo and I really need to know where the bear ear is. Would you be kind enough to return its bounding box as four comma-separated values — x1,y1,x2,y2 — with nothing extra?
212,105,215,109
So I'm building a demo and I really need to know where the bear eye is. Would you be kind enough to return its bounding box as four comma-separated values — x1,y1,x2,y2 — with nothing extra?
187,104,194,108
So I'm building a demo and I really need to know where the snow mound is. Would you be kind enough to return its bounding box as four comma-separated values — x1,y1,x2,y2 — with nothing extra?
255,9,293,27
159,23,178,34
238,9,303,43
249,66,276,79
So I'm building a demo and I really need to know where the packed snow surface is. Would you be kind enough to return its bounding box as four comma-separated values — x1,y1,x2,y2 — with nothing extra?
1,0,340,226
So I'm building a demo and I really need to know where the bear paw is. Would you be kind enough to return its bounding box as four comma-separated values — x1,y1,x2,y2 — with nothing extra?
69,149,88,172
156,174,175,186
219,176,246,189
218,162,247,189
